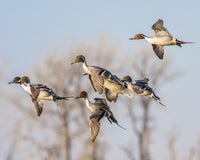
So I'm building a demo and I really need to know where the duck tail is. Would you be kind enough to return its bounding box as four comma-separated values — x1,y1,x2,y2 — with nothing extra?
114,122,126,130
176,39,194,47
53,95,74,101
107,114,126,130
151,93,166,107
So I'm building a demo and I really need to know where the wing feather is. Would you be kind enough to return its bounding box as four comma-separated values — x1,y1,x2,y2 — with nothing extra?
105,89,118,102
90,75,104,94
94,98,108,105
31,99,43,116
89,112,103,142
152,44,164,59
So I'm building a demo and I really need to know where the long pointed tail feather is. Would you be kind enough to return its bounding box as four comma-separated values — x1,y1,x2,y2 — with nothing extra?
114,122,126,130
176,39,194,47
152,94,166,107
108,115,126,130
54,95,74,101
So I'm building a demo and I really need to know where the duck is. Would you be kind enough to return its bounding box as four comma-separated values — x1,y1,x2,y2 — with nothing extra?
122,76,165,106
71,55,133,102
8,76,73,116
129,19,193,59
75,91,125,142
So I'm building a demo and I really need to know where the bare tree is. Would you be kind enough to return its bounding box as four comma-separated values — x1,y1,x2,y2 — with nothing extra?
6,34,120,160
3,35,199,160
122,47,178,160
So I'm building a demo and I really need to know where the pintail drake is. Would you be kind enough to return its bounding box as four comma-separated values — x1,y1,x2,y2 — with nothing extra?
122,76,165,106
75,91,125,142
129,19,193,59
71,55,133,102
8,76,73,116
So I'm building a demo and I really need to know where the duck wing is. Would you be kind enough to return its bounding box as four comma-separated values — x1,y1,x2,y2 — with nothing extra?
89,74,104,94
130,84,146,95
104,88,118,102
135,78,149,84
29,85,43,116
94,98,108,105
32,84,54,99
152,19,168,33
113,75,124,85
152,44,164,59
32,84,52,94
31,99,43,116
32,84,49,89
89,111,106,142
152,19,173,39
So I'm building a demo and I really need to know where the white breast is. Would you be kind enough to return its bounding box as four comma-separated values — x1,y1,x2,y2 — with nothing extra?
21,84,31,95
127,84,134,92
145,37,158,44
85,99,94,112
83,63,90,74
145,36,174,45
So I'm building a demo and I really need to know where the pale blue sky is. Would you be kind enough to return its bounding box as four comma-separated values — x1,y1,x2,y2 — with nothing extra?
0,0,200,159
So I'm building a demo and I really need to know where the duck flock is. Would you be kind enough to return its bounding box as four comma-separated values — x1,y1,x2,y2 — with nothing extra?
9,19,192,142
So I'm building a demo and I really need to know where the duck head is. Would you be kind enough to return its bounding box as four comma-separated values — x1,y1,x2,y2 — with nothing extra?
75,91,88,99
71,55,86,64
20,76,31,84
129,34,146,40
8,76,21,84
122,76,133,84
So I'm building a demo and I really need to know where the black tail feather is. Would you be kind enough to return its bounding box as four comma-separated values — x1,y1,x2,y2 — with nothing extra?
107,114,126,130
152,94,166,107
176,39,194,48
53,95,74,101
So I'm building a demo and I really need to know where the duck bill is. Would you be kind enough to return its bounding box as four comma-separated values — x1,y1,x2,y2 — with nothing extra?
129,37,135,40
71,61,77,65
83,73,88,76
8,81,21,84
75,96,81,99
8,81,13,84
66,96,75,98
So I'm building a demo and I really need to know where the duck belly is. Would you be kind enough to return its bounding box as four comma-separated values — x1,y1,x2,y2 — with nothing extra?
38,91,53,101
139,90,151,96
104,81,126,94
146,37,176,46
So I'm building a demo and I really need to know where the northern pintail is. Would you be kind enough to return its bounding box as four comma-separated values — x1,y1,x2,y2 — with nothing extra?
129,19,193,59
122,76,165,106
9,76,73,116
71,55,133,102
75,91,125,142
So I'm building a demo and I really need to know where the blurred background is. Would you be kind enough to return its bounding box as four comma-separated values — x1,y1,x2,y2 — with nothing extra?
0,0,200,160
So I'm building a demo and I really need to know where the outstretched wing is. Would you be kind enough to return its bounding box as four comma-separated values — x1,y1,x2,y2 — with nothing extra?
152,19,173,39
105,89,118,103
89,75,97,92
89,111,105,142
31,99,43,116
90,75,104,94
152,44,164,59
152,19,168,33
30,86,43,116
